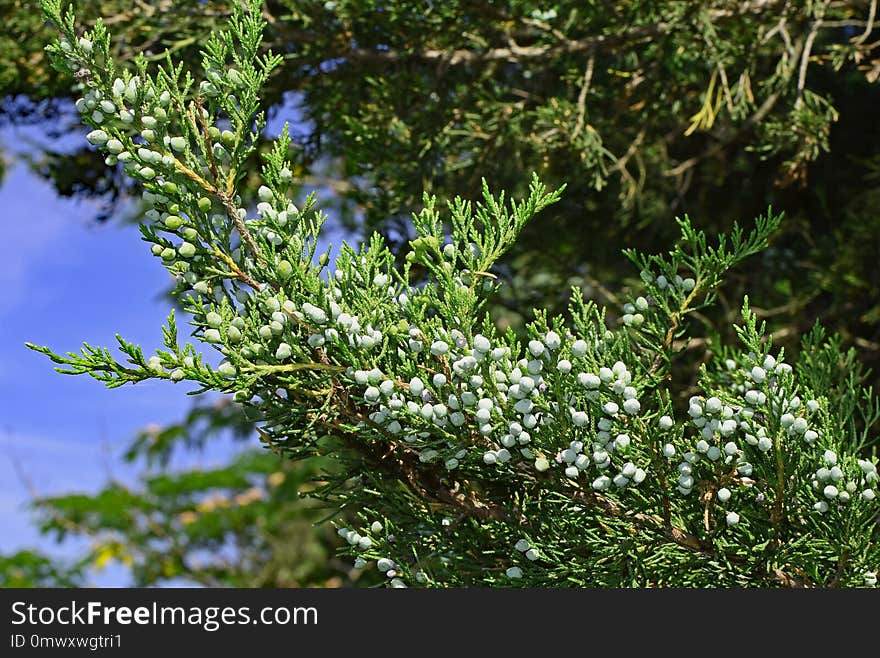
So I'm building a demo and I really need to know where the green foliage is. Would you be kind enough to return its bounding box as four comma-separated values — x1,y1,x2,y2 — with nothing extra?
123,397,254,466
33,448,355,587
29,0,880,588
0,550,85,588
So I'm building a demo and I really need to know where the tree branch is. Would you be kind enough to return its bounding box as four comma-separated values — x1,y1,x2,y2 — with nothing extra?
345,24,669,66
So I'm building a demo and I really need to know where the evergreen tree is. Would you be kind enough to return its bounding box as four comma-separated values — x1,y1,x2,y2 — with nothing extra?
25,0,880,587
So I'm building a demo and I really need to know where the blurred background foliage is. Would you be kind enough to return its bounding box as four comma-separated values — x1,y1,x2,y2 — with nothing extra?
34,434,362,587
1,0,879,585
0,550,85,587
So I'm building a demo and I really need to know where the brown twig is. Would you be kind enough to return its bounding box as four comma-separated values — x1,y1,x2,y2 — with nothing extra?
647,282,703,378
177,100,263,262
346,23,669,66
795,16,824,108
218,191,263,262
192,98,222,185
211,245,262,289
574,488,809,587
852,0,878,47
572,53,596,140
